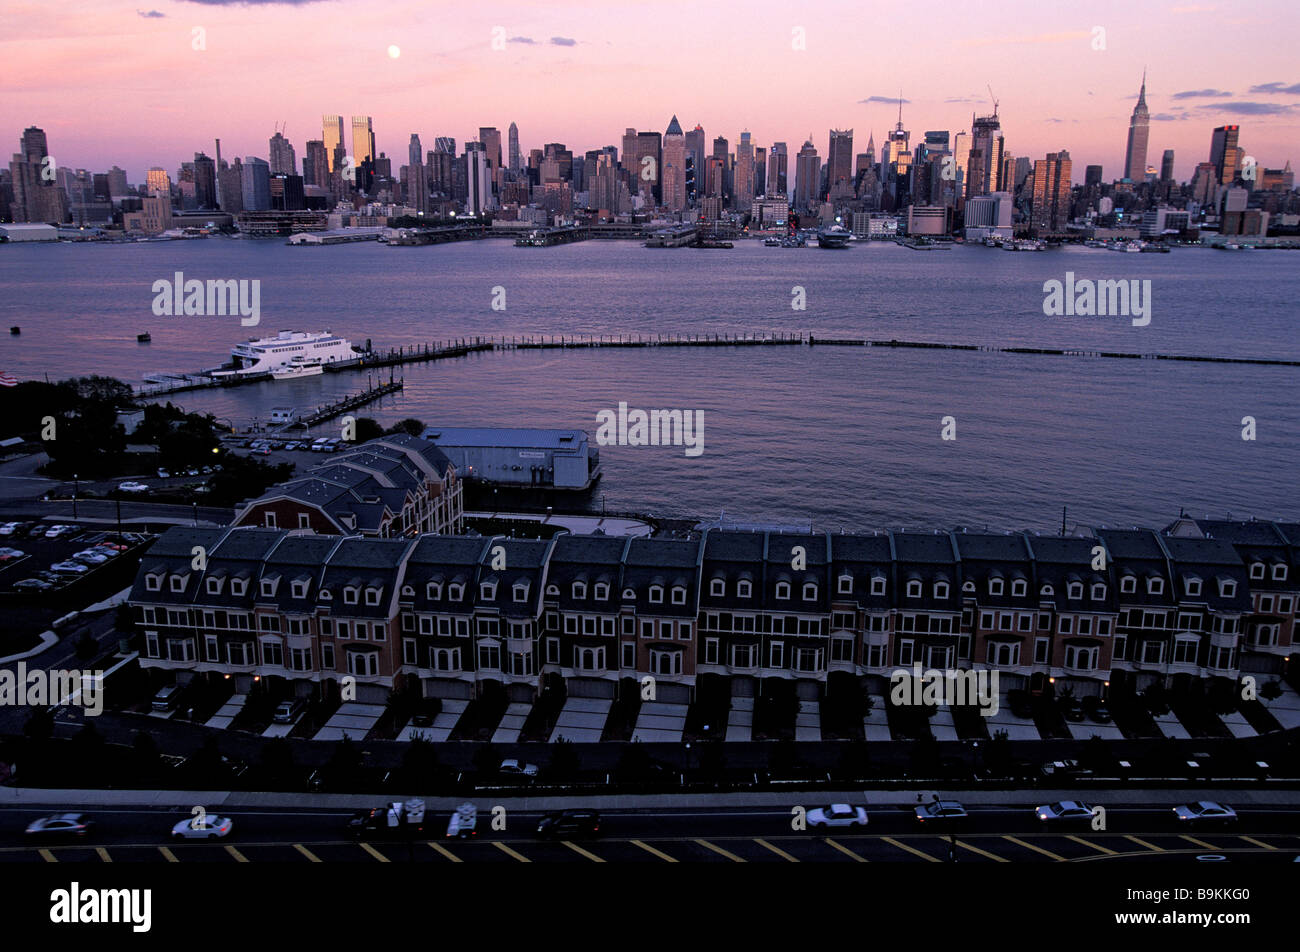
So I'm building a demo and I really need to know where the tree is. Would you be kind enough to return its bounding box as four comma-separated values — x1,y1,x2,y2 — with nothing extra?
386,418,426,437
548,737,579,781
351,417,385,444
1260,680,1283,703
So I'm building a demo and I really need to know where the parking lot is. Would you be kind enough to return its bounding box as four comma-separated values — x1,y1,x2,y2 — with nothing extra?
0,522,152,595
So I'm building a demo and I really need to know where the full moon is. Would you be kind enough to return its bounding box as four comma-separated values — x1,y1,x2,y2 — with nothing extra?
387,45,400,58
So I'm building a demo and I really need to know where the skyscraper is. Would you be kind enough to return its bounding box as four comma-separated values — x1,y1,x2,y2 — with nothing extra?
479,127,502,193
408,134,428,213
967,110,1002,198
351,116,375,167
661,116,687,213
508,122,521,173
794,138,820,211
269,131,296,177
322,116,345,172
827,128,854,201
464,142,489,215
146,167,171,195
303,140,328,188
733,131,754,211
241,157,271,211
193,152,216,209
684,125,706,202
767,142,788,198
1123,71,1150,182
1029,150,1071,235
1210,125,1241,184
8,127,68,223
1160,150,1175,182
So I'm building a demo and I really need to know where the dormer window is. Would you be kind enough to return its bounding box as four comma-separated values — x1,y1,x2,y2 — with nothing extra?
365,587,381,606
1011,579,1026,598
934,581,949,599
1250,562,1265,580
963,580,976,594
837,574,853,595
775,581,791,600
1040,584,1054,596
513,582,529,603
480,580,497,600
1067,582,1083,600
802,582,818,601
572,581,587,600
906,580,921,598
1091,583,1105,600
622,587,635,600
738,580,752,598
989,578,1004,596
292,580,308,599
145,573,162,592
448,583,464,601
649,585,663,604
343,586,359,605
260,578,277,598
206,577,222,595
708,578,724,597
231,578,247,597
1273,564,1288,581
871,577,886,596
1219,579,1237,598
671,585,686,605
1147,577,1164,595
1185,577,1202,597
594,582,609,600
427,582,442,600
318,587,331,600
170,573,188,593
1121,575,1136,594
400,585,413,597
546,584,559,597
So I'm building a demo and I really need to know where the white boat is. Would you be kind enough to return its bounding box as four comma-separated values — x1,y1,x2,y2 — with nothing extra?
211,330,356,378
271,355,325,380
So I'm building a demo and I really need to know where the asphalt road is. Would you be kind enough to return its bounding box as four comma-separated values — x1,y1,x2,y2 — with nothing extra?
2,801,1298,863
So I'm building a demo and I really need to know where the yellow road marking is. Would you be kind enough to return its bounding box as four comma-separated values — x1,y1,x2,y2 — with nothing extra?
427,841,462,862
631,839,678,862
562,840,605,863
39,849,56,863
1238,836,1276,850
1125,836,1164,853
823,838,868,862
1180,835,1219,850
882,837,941,862
957,840,1009,862
1002,836,1066,861
695,838,745,862
294,844,321,863
493,841,531,863
95,847,112,863
1067,835,1116,854
755,838,799,862
159,847,178,863
224,844,249,863
357,842,388,862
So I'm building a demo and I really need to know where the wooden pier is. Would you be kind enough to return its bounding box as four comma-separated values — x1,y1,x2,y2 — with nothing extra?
284,379,405,430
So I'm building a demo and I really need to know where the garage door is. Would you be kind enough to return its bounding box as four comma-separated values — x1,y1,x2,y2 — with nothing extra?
655,681,690,704
425,679,474,700
567,677,616,699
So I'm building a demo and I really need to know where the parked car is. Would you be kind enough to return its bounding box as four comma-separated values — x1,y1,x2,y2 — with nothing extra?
185,467,199,476
89,545,120,558
117,481,149,493
1040,759,1093,779
152,684,187,712
45,525,78,539
0,522,19,536
171,815,233,840
25,813,95,838
156,468,171,479
536,810,602,839
1058,697,1084,722
1174,801,1237,824
72,550,109,565
349,800,425,838
1036,801,1095,822
1006,689,1034,718
807,803,868,828
1082,697,1111,722
26,524,50,538
915,800,969,824
273,697,307,724
0,547,25,561
500,759,539,777
13,578,53,591
50,561,89,575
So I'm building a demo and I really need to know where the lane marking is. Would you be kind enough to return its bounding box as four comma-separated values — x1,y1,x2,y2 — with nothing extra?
695,839,745,862
1002,836,1066,861
882,837,941,862
1066,836,1116,854
224,845,249,863
754,838,799,862
1179,835,1219,850
428,841,462,862
1238,836,1276,850
1125,836,1164,853
956,840,1009,863
39,849,56,863
357,842,389,863
562,840,605,863
630,839,678,862
159,847,178,863
823,838,868,862
294,844,321,863
95,847,112,863
493,841,531,863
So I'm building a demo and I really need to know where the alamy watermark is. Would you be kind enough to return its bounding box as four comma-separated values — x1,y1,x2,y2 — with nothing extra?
151,271,260,326
889,664,999,716
0,663,104,716
1042,272,1151,326
595,402,704,457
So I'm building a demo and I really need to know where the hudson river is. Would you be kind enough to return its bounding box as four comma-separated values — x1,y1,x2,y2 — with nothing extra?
3,238,1297,530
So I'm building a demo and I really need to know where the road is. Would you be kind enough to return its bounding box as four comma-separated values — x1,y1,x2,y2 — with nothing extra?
2,801,1298,864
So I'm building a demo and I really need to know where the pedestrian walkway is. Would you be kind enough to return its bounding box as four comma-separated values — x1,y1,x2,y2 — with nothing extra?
1219,710,1257,738
863,697,892,741
491,703,532,743
794,699,821,741
312,702,385,742
632,701,688,743
1152,711,1191,739
464,511,652,538
549,697,611,743
930,705,959,741
397,698,468,742
204,695,246,730
726,697,753,742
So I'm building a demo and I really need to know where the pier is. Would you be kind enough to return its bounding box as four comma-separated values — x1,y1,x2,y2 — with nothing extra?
281,379,405,430
514,225,591,247
385,223,490,246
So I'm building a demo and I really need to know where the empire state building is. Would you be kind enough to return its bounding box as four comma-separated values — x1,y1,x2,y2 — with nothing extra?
1123,71,1150,182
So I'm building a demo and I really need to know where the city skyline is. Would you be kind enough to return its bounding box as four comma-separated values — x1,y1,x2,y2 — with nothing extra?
3,0,1298,182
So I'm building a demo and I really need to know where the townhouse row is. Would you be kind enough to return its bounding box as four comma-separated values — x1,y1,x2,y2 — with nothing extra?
125,515,1298,706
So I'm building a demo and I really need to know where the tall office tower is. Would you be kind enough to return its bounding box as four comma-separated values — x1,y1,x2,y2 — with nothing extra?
661,116,687,212
303,140,328,188
217,159,243,213
407,134,428,213
1084,165,1103,187
1122,71,1150,182
949,130,968,197
268,131,296,176
240,157,271,211
464,142,489,215
589,149,620,213
146,167,171,195
733,131,755,211
632,132,661,202
351,116,375,167
1029,150,1071,235
966,110,1002,198
193,152,216,209
767,142,787,197
1015,156,1031,188
794,138,820,211
269,174,304,211
479,127,502,192
508,122,521,172
1209,125,1240,183
542,143,573,182
826,128,854,201
428,147,454,196
1160,149,1175,182
754,146,766,197
1190,161,1217,204
999,154,1016,195
701,156,723,199
323,116,345,172
107,166,129,199
683,125,705,201
435,137,456,156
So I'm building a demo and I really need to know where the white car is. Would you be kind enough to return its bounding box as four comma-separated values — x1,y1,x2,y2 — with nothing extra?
807,803,868,828
156,468,171,478
171,815,233,840
915,800,969,823
44,525,74,538
1036,800,1094,822
0,522,19,535
73,550,109,564
0,547,25,561
499,759,539,777
118,481,149,493
1174,801,1237,823
50,561,89,574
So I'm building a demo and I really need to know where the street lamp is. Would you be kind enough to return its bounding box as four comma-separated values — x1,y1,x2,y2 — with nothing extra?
72,473,78,518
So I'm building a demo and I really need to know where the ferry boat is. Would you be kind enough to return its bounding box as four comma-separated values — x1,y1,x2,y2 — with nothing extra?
210,330,358,379
816,225,851,249
271,355,324,380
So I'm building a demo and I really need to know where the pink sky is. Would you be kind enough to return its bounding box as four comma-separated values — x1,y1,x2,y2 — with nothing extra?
2,0,1297,184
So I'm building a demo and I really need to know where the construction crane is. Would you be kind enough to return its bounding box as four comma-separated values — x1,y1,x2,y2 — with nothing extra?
987,85,999,118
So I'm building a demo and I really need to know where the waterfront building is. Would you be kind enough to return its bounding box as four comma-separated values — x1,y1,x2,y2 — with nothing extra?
303,140,328,189
827,128,854,202
422,427,599,491
193,153,217,210
1123,72,1150,182
905,204,949,235
733,131,754,211
966,111,1001,198
508,122,521,173
479,126,502,193
963,190,1014,240
1029,150,1071,236
241,157,272,211
122,194,173,234
767,142,787,198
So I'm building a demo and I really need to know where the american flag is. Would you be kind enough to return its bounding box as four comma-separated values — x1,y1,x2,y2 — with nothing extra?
0,372,16,388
